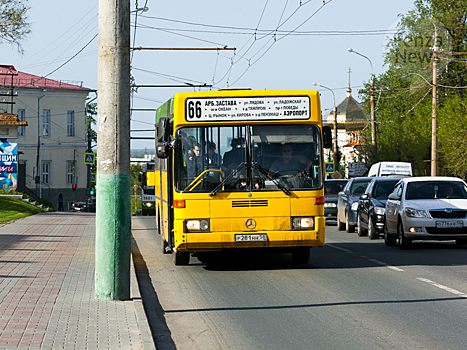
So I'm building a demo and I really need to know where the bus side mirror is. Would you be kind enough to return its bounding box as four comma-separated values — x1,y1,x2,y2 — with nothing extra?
157,117,171,143
156,143,169,159
322,126,332,149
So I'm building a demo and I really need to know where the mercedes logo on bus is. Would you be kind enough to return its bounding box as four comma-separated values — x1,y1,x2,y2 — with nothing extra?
245,218,257,230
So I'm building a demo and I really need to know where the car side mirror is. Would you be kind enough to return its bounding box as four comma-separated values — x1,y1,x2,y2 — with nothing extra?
388,193,400,200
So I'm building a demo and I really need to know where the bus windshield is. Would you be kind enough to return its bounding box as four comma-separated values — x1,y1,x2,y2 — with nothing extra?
175,124,323,193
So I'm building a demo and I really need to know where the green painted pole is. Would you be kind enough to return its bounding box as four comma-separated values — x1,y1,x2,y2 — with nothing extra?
95,0,131,300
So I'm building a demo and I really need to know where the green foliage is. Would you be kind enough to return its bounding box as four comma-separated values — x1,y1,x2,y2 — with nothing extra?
86,100,97,149
0,196,46,224
0,0,30,52
358,0,467,178
130,163,142,213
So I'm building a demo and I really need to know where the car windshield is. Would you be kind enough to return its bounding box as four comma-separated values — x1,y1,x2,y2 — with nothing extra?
174,124,323,193
406,181,467,200
350,180,371,196
325,181,347,195
372,180,399,199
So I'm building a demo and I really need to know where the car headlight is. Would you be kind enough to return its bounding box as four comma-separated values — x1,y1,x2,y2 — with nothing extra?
145,202,152,207
291,217,314,230
351,202,359,211
405,207,428,218
186,219,210,232
324,203,336,207
374,207,385,215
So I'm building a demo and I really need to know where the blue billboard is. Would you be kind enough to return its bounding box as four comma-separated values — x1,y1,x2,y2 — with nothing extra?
0,138,18,191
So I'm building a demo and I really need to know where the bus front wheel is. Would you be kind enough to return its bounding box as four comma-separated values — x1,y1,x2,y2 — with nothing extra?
174,251,190,265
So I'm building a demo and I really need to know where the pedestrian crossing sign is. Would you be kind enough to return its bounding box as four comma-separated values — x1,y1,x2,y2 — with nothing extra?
90,173,96,182
325,162,335,174
84,152,96,165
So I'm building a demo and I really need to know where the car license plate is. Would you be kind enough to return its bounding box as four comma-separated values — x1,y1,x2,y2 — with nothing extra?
436,221,464,228
235,234,268,242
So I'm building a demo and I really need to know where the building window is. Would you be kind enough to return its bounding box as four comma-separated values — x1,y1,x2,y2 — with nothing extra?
67,161,75,185
67,111,75,137
18,109,25,137
43,110,50,137
42,161,51,185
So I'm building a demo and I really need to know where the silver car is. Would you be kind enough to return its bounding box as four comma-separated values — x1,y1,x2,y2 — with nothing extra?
384,177,467,249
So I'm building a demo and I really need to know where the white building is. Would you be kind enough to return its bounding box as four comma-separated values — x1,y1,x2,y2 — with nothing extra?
0,65,93,210
323,88,367,177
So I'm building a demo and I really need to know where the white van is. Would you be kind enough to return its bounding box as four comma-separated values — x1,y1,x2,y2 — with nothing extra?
368,162,412,177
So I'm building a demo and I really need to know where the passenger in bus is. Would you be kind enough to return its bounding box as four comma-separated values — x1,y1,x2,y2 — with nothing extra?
222,138,245,174
186,143,201,181
269,144,311,177
207,141,220,167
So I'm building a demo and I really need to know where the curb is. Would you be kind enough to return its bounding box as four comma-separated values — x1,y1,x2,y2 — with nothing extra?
131,252,156,350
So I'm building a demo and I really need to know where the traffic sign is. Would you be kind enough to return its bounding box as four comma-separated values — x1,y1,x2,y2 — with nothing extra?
84,152,96,165
325,162,335,174
332,171,342,179
90,173,96,182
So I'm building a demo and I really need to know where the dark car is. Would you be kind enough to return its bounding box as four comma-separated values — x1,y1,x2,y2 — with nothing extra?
356,177,402,239
84,198,96,212
337,177,373,233
324,179,348,222
71,201,86,212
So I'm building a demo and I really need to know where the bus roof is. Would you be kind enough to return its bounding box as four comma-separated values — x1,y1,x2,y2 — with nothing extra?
155,90,322,125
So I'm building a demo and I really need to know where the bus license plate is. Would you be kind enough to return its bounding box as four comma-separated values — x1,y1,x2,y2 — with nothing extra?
235,234,268,242
436,221,463,228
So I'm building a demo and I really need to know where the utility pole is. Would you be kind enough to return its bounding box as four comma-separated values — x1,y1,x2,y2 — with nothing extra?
370,78,376,157
431,32,439,176
95,0,131,300
313,82,339,171
409,8,439,176
348,48,377,158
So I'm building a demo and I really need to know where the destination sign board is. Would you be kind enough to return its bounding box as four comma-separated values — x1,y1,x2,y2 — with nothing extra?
185,96,310,122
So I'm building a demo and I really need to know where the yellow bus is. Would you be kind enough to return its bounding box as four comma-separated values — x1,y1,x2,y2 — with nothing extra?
154,89,332,265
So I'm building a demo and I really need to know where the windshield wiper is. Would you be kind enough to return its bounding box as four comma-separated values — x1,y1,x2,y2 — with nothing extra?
253,162,291,196
210,162,246,197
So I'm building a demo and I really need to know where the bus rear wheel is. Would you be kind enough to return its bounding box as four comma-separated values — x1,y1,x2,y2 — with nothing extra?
174,251,190,266
292,247,310,264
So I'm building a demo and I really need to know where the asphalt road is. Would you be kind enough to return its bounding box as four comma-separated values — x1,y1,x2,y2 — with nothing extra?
132,217,467,350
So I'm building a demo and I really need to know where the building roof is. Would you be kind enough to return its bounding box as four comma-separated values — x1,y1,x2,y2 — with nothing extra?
0,65,90,91
324,88,367,130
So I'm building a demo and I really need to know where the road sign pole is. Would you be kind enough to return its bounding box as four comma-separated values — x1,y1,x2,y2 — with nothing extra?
95,0,131,301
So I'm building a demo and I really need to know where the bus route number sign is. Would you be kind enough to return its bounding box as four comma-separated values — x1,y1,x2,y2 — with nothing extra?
186,96,310,122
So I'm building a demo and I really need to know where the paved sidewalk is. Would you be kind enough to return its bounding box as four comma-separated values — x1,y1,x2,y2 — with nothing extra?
0,212,154,350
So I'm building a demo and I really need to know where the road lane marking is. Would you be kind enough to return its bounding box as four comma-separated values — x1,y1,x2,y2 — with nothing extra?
362,256,405,272
327,243,352,253
417,277,467,298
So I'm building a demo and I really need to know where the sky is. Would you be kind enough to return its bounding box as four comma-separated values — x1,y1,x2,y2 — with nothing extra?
2,0,416,150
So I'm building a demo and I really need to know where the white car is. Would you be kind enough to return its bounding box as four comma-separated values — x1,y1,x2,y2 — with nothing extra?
384,177,467,249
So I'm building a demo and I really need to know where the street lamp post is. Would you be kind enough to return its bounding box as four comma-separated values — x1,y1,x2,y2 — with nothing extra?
348,48,377,158
313,83,339,171
409,8,439,176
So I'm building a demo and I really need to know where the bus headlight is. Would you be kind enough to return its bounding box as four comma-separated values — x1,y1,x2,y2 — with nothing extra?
291,217,314,230
186,219,210,232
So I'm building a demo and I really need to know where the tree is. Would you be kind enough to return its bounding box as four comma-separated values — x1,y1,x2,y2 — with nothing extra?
130,163,142,213
86,101,97,150
0,0,31,52
358,0,467,178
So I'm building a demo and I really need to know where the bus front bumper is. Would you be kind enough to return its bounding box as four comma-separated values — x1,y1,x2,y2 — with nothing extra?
174,216,325,252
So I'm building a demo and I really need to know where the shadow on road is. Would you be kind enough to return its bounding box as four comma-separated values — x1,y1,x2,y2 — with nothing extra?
131,237,177,350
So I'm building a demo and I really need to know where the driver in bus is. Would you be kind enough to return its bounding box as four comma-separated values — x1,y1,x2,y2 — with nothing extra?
269,144,311,177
